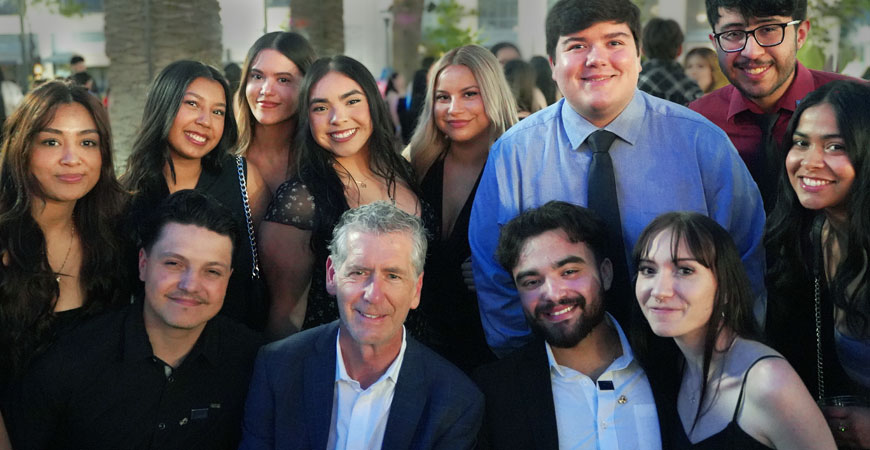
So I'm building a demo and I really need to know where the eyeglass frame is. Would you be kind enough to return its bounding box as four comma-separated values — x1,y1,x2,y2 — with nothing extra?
711,20,803,53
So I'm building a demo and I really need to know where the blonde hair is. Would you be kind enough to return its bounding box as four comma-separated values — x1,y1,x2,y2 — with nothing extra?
685,47,729,93
407,45,518,181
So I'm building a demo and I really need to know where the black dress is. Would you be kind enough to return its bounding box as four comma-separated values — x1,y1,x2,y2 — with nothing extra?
125,153,267,331
418,155,495,373
264,175,430,337
766,214,861,400
668,355,781,449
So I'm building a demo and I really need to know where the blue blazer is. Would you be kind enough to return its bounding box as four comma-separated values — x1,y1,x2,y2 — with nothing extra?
239,321,484,449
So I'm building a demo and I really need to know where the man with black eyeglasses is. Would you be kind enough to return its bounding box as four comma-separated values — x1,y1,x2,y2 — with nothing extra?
689,0,859,212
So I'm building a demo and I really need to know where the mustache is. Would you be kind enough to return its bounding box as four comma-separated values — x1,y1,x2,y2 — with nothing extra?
167,290,207,304
534,295,586,317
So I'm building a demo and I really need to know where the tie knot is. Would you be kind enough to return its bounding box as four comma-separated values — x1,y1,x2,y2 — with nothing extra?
587,129,617,153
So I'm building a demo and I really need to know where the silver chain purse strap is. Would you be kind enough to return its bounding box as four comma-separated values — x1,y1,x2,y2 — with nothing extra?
814,275,824,400
235,156,261,279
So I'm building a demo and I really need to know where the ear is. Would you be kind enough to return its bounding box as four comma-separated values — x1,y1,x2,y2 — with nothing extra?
676,44,683,59
138,248,148,282
600,258,613,292
409,272,423,310
708,33,716,45
325,256,338,296
796,19,811,50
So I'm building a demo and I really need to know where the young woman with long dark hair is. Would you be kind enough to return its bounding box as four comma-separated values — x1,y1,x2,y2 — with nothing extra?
235,32,316,194
261,55,421,339
631,212,834,449
0,81,128,392
122,60,270,331
766,80,870,448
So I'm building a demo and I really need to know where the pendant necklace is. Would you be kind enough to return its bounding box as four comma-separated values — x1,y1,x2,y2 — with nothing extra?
54,223,75,283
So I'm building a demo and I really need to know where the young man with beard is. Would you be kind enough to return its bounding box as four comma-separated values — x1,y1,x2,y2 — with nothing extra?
474,202,662,450
689,0,858,210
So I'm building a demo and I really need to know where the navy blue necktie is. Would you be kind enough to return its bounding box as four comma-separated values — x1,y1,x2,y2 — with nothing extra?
586,130,630,323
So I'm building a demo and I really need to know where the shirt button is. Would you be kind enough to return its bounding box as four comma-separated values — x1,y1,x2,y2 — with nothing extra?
157,422,166,430
168,376,175,383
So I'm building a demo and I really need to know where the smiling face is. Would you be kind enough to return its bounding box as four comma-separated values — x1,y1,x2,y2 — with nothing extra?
550,21,642,128
786,103,855,220
711,8,808,109
433,64,491,146
513,229,611,348
635,229,718,347
29,102,102,205
327,230,423,353
308,71,373,161
685,54,714,92
245,49,303,126
167,77,227,162
139,222,233,336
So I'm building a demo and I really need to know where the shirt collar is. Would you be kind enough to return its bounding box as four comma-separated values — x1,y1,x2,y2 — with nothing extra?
334,326,407,387
545,313,636,378
561,90,642,152
122,295,220,367
726,61,811,119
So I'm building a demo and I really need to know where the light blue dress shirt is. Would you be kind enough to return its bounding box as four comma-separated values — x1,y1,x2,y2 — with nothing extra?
469,90,766,357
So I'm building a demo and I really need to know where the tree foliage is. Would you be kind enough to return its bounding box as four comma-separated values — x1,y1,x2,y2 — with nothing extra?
420,0,480,58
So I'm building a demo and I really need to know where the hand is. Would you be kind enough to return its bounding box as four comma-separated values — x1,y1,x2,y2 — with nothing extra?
461,256,476,293
824,405,870,449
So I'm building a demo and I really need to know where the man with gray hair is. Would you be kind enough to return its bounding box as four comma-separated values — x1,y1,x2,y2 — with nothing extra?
239,202,484,450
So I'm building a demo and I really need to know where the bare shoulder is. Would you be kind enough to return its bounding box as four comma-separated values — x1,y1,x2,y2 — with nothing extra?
736,340,837,449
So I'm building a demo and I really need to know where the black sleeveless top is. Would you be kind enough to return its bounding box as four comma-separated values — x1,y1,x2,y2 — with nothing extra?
670,355,780,450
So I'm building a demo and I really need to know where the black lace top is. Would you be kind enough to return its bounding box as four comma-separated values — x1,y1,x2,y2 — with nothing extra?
264,176,431,336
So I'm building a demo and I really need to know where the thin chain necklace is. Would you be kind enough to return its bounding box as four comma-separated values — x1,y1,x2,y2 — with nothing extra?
54,223,75,283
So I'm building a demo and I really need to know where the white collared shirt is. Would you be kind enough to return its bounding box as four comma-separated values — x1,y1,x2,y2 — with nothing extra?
547,314,661,450
326,327,408,450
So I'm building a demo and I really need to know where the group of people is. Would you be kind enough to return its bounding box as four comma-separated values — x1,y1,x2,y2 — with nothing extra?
0,0,867,448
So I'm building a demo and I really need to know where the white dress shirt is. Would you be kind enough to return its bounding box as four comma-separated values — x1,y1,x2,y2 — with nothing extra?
326,327,408,450
547,314,661,450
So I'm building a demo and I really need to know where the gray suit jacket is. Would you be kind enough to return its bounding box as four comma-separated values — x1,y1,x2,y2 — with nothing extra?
238,321,483,449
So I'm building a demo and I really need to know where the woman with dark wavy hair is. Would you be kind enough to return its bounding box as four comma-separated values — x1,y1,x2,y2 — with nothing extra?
766,80,870,448
631,212,834,449
261,55,421,339
235,32,316,194
122,60,270,331
0,80,128,394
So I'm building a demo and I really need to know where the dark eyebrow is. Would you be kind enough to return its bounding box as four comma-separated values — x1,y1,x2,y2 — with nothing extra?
40,128,99,136
514,255,585,282
311,89,364,104
184,91,226,108
560,36,586,47
794,130,842,140
251,68,295,77
603,31,630,40
554,255,585,268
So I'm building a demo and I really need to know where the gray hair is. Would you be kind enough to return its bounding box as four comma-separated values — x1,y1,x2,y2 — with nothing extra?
328,201,428,275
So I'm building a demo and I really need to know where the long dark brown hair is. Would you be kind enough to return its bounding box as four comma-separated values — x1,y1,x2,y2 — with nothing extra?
630,212,761,431
0,81,127,383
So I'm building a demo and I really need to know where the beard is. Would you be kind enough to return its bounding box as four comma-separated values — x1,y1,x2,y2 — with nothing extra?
524,288,607,348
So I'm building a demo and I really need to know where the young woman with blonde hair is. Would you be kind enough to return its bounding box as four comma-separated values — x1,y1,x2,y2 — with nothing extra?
406,44,517,371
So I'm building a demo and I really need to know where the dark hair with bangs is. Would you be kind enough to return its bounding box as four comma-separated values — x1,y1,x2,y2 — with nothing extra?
767,80,870,337
0,80,128,384
705,0,807,30
630,211,760,431
294,55,419,251
546,0,641,60
121,60,238,194
496,201,609,277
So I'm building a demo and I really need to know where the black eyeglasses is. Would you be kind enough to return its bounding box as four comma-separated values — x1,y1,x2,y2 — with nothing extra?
712,20,802,53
